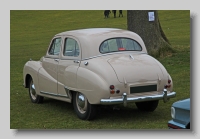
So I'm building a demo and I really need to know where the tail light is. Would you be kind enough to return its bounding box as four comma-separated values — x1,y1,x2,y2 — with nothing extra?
164,84,171,88
118,48,125,51
110,90,115,94
110,85,115,94
116,90,120,94
109,85,120,94
110,85,115,90
165,79,172,88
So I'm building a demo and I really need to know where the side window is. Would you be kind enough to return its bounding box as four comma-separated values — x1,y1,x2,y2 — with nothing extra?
49,38,61,55
63,38,80,57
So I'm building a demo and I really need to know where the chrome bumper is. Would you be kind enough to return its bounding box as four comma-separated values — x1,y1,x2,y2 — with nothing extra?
100,89,176,107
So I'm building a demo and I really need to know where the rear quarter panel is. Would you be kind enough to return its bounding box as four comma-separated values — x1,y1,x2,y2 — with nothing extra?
23,61,42,94
76,58,122,104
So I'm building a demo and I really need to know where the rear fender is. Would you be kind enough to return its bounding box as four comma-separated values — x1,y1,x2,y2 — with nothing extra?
23,61,41,94
76,67,109,104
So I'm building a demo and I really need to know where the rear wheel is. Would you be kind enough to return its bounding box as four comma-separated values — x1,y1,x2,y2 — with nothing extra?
28,77,44,103
73,92,97,120
135,100,159,112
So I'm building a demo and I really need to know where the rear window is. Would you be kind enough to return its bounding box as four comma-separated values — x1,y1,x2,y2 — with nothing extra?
99,38,142,54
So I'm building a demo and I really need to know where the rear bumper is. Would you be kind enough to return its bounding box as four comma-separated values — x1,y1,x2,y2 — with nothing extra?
100,89,176,106
168,120,187,129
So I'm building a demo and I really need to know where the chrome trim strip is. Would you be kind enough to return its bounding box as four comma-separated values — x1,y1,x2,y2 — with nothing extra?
100,91,176,106
82,52,146,61
129,54,134,60
40,91,57,96
64,86,72,99
40,91,69,98
45,51,146,61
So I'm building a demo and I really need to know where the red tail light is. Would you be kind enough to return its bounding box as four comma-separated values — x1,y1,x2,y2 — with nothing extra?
165,84,171,88
168,80,171,84
110,85,115,90
116,90,120,94
110,90,115,94
118,48,125,51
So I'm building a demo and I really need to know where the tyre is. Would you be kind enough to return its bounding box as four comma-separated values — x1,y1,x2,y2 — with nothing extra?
135,100,159,112
73,92,97,120
28,77,44,103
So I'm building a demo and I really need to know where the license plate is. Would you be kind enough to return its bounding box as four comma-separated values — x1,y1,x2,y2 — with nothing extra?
130,85,157,93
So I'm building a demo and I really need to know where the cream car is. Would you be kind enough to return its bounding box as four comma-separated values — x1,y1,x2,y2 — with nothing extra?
23,28,176,120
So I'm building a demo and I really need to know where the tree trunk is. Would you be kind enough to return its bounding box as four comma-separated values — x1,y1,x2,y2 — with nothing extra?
127,10,172,57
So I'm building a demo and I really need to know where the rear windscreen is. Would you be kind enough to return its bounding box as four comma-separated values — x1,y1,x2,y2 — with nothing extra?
99,38,142,54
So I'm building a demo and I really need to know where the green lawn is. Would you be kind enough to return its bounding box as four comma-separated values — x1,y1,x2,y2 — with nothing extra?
10,10,190,129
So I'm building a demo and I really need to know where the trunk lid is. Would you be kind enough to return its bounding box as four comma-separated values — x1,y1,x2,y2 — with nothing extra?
107,54,164,83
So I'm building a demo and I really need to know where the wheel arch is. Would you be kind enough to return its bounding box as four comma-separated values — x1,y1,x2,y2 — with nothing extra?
24,74,32,88
23,61,42,94
76,67,110,104
186,122,190,129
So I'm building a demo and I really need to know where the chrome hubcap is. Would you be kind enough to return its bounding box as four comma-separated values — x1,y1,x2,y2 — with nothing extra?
78,94,85,109
30,80,37,100
76,92,87,114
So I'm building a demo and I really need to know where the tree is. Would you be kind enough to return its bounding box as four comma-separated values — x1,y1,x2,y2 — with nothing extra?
127,10,173,57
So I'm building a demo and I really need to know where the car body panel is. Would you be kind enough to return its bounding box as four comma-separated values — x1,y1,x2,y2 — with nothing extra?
56,28,147,59
168,98,190,129
108,54,165,83
23,28,176,106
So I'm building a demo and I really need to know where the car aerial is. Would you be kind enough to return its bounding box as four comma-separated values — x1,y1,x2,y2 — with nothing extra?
168,98,190,129
23,28,176,120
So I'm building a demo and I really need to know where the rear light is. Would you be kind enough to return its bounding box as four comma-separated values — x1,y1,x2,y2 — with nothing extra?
164,84,171,88
118,48,125,51
110,90,115,94
110,85,115,90
109,85,120,94
168,79,171,84
116,90,120,94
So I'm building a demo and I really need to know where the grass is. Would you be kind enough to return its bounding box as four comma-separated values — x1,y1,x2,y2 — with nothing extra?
10,10,190,129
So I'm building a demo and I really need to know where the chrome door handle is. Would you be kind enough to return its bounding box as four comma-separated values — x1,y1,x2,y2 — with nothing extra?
74,60,80,63
54,59,59,62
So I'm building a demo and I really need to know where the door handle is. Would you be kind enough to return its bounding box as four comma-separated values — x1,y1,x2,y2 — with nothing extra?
54,59,59,62
74,60,80,63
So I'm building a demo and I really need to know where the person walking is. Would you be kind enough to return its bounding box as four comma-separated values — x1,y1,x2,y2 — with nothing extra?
112,10,116,18
119,10,123,17
104,10,111,18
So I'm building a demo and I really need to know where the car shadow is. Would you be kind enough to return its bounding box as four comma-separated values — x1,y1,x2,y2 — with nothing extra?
96,104,158,120
40,98,163,121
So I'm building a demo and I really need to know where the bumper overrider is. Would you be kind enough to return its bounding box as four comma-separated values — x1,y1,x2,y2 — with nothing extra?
100,89,176,107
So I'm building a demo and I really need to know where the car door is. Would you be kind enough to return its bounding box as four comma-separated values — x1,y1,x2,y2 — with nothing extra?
38,37,62,95
57,37,81,100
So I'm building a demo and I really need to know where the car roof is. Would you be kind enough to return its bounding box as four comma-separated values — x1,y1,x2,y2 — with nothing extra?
55,28,147,59
56,28,122,36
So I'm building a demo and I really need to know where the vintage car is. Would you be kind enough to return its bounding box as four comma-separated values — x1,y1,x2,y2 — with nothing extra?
23,28,176,120
168,98,190,129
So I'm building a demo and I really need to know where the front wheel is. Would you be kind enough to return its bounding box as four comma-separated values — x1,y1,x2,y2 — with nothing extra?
28,77,44,103
135,100,159,112
73,92,97,120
